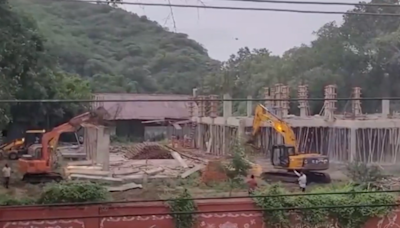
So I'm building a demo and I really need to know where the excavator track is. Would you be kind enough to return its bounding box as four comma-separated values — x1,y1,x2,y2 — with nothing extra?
22,172,63,184
261,171,331,184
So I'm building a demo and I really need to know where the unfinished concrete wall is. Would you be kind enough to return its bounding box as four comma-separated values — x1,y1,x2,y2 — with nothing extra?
190,84,400,165
84,126,110,170
355,128,400,164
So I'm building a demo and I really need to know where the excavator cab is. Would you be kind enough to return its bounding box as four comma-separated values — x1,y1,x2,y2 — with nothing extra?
271,145,295,168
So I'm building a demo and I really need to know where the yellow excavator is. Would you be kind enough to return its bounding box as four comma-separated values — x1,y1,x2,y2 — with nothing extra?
248,104,331,183
0,129,46,160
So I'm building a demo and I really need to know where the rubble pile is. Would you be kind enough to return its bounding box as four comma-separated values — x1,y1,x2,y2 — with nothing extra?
110,143,174,160
124,142,173,159
201,160,228,184
63,142,210,192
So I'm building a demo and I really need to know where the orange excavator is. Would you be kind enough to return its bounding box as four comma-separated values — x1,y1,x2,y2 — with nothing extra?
18,107,107,183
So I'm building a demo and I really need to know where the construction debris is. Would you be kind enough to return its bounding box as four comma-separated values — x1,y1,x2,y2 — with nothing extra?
63,142,208,187
181,164,205,178
117,142,173,160
70,174,123,183
107,183,142,192
145,167,164,175
201,160,228,183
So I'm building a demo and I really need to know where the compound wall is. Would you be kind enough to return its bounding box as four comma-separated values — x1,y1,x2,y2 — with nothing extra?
0,198,399,228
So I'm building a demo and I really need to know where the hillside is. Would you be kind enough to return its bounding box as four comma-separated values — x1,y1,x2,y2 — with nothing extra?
10,0,218,94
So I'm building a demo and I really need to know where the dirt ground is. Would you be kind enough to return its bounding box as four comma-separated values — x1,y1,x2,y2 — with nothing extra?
3,151,400,202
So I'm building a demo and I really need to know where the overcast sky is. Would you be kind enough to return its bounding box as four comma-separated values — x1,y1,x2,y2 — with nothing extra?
121,0,359,61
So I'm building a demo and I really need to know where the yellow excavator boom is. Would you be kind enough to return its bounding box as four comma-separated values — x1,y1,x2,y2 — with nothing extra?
251,104,297,150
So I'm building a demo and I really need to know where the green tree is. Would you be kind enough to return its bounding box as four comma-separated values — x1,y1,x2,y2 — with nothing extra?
1,0,91,129
205,0,400,114
10,0,218,95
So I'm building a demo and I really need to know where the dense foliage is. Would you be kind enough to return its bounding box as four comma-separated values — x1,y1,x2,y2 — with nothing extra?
0,0,91,128
253,183,396,228
0,182,109,205
10,0,218,95
38,181,110,204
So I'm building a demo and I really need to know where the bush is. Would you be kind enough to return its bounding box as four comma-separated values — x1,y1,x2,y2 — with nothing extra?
345,161,386,189
253,183,396,228
222,141,252,196
0,195,36,206
167,189,197,228
37,181,110,204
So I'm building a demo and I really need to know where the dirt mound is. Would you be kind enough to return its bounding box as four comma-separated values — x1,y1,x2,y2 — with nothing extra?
201,160,228,184
112,143,173,160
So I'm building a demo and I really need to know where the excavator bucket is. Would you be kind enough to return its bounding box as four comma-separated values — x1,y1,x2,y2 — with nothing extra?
91,107,109,121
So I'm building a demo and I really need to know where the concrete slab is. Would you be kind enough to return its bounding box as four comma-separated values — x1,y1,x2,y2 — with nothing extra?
119,159,181,167
66,166,102,170
193,116,400,128
67,169,110,176
113,168,141,176
70,174,123,182
107,183,143,192
145,167,164,175
170,151,188,168
67,160,93,166
181,165,205,178
121,174,145,182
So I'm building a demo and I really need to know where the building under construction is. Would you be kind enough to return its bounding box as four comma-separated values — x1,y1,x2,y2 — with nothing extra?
189,84,400,165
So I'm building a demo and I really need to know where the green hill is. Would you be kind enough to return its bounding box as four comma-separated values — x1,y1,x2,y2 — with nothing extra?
10,0,217,94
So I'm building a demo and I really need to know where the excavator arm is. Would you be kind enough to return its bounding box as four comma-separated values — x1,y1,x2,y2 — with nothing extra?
249,104,297,150
40,108,107,164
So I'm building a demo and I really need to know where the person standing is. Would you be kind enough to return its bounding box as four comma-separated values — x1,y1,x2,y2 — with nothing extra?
247,175,258,195
2,164,11,189
294,170,307,192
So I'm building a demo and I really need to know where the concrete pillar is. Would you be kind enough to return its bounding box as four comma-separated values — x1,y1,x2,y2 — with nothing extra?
223,93,232,117
349,128,356,162
281,85,290,117
95,126,110,171
352,87,362,117
298,85,309,117
237,119,246,141
274,84,283,118
246,95,253,117
382,100,390,117
323,84,337,122
84,127,97,164
197,121,204,151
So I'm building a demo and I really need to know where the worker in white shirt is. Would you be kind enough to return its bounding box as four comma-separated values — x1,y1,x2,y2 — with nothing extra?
294,170,307,192
2,164,11,189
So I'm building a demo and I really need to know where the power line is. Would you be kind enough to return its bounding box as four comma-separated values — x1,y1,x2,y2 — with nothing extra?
219,0,400,7
63,0,400,16
10,189,400,208
1,203,398,222
0,97,400,103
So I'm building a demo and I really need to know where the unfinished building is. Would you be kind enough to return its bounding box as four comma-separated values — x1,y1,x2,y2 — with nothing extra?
188,84,400,165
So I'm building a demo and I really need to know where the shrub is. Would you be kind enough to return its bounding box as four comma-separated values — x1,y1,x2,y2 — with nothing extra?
253,183,396,228
167,189,196,228
37,181,110,204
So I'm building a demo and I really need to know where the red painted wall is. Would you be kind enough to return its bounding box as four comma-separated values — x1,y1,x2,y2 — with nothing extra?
0,198,399,228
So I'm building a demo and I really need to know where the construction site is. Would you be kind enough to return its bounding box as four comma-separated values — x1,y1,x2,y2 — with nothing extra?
66,84,400,190
3,83,400,199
